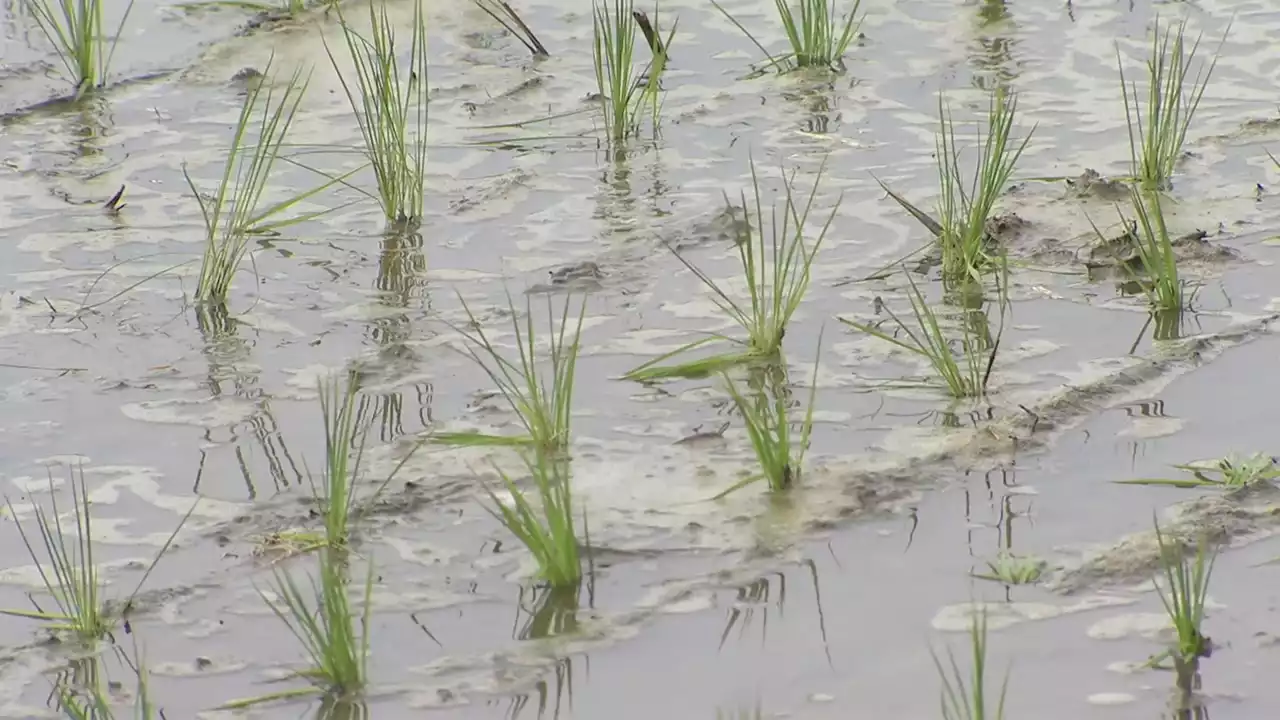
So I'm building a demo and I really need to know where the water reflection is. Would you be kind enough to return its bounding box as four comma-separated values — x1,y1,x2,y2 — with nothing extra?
513,581,590,641
961,465,1035,597
314,696,370,720
506,656,579,720
967,0,1020,91
717,559,831,665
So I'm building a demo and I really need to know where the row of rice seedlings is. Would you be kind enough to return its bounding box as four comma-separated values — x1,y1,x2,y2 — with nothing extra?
713,338,821,498
1119,17,1224,191
710,0,862,72
22,0,134,97
878,91,1033,286
435,292,585,456
224,548,374,709
473,0,548,57
624,159,839,381
1,466,195,644
325,0,430,230
1116,452,1280,489
1150,521,1215,700
839,258,1009,399
933,608,1008,720
592,0,676,144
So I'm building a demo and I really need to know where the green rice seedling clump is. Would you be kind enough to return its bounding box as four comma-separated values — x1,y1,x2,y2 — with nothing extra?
483,449,585,587
1,466,194,643
592,0,676,144
933,607,1008,720
878,91,1033,286
1116,452,1280,489
23,0,134,96
711,0,862,72
1148,521,1215,698
625,159,839,381
714,336,821,497
974,551,1045,585
326,0,430,229
1119,17,1225,191
435,293,586,456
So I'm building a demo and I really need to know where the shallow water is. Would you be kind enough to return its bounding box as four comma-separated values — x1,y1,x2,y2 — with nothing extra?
3,0,1280,717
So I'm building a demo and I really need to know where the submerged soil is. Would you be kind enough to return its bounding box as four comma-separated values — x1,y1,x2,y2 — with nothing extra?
3,0,1280,718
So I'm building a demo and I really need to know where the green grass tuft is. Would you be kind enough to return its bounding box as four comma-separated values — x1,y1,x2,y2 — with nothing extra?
23,0,134,97
1149,520,1215,698
326,0,430,230
973,551,1045,585
1,465,194,644
482,449,586,587
713,335,822,497
438,292,586,458
933,607,1008,720
624,159,838,381
1116,452,1280,489
878,90,1033,285
711,0,861,72
1119,17,1225,191
592,0,676,145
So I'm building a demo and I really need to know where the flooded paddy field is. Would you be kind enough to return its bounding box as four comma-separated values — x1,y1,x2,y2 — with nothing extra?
3,0,1280,717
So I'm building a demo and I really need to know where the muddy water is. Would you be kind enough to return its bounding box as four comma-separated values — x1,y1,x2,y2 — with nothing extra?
3,0,1280,717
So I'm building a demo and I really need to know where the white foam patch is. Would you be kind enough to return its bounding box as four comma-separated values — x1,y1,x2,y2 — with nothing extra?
119,396,256,428
931,595,1137,632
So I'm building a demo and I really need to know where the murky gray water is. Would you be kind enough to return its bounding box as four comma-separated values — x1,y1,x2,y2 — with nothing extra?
3,0,1280,717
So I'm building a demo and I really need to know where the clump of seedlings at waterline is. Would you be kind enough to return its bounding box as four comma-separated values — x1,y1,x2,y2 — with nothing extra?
483,447,588,587
1146,520,1216,701
711,0,863,72
877,90,1033,286
592,0,677,144
624,159,839,381
1116,452,1280,489
713,338,822,498
839,259,1009,399
974,551,1045,586
187,63,340,307
1,466,194,643
1119,17,1225,191
326,0,430,229
22,0,134,96
933,608,1009,720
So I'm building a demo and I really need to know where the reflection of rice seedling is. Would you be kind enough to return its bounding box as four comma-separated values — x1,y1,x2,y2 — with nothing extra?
1,467,194,643
473,0,548,57
22,0,134,96
933,607,1008,720
974,551,1044,585
624,160,838,381
839,261,1008,399
326,0,430,229
592,0,676,144
1119,17,1224,191
711,0,861,72
225,550,374,708
188,64,317,306
484,450,586,588
714,336,821,497
1148,521,1215,698
878,91,1032,285
434,293,586,457
54,641,159,719
1118,452,1280,489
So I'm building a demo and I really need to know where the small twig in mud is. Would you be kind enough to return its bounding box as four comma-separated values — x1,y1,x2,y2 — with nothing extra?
103,184,126,213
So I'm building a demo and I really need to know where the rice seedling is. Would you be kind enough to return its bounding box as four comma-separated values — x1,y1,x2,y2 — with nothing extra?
223,549,374,708
712,335,822,498
877,90,1033,286
482,449,585,588
933,607,1008,720
1103,187,1194,314
838,259,1008,399
1117,452,1280,489
325,0,430,229
189,63,323,305
623,159,838,382
22,0,134,97
473,0,548,57
1119,17,1225,191
1147,520,1215,697
1,466,194,643
592,0,677,144
53,641,159,719
710,0,862,72
433,292,586,457
974,551,1045,585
